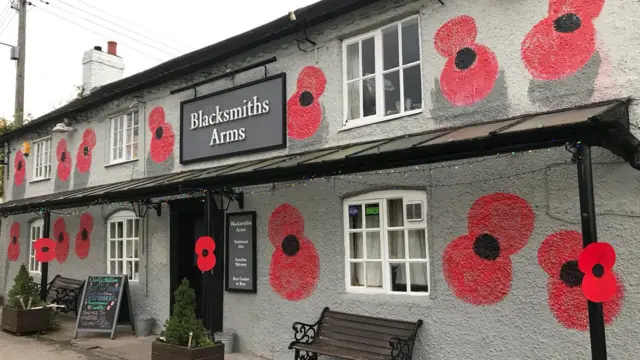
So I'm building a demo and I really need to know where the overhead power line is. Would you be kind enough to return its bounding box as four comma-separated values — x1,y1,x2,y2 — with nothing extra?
0,1,13,30
0,10,15,37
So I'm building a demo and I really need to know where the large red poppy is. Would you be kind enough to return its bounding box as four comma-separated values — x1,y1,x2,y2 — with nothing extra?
579,242,618,303
521,0,605,80
287,66,327,140
434,15,498,106
14,150,25,186
538,230,623,330
149,106,175,163
34,237,56,263
195,236,216,272
56,139,72,182
443,193,534,305
7,222,20,261
268,203,319,301
76,129,96,174
75,213,93,260
53,217,69,263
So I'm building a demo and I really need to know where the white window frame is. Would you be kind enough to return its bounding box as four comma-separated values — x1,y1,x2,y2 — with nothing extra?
342,15,424,129
107,110,139,165
343,190,430,296
29,219,44,274
107,210,140,281
31,136,52,181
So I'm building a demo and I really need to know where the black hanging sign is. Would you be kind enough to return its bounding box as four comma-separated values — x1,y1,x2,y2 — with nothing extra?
225,212,257,293
74,275,134,340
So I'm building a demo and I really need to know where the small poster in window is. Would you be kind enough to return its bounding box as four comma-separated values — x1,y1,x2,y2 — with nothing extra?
365,206,379,215
348,206,359,216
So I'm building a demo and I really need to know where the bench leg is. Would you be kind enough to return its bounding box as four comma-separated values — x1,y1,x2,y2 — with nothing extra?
294,349,318,360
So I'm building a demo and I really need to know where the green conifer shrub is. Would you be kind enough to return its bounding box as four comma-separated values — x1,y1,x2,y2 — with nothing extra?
162,278,215,348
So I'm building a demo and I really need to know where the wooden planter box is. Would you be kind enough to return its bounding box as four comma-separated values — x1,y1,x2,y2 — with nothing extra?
1,307,48,335
152,340,224,360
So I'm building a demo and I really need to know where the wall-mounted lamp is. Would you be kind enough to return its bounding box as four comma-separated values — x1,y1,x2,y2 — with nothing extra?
21,142,30,157
288,11,296,21
51,118,77,133
130,200,162,218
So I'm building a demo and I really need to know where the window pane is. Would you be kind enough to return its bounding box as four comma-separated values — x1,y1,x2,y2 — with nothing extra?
383,26,399,70
117,241,123,258
350,262,364,286
132,143,139,160
134,219,139,237
133,112,139,126
126,219,133,238
409,262,429,292
109,240,116,258
348,205,362,229
127,113,132,129
133,261,139,281
125,240,132,258
361,37,375,76
402,18,420,64
117,222,124,238
109,222,116,239
113,118,120,132
117,261,123,275
383,71,401,116
387,199,404,227
366,232,381,259
349,232,363,259
346,82,361,121
126,127,132,144
362,76,376,117
366,262,382,288
133,126,139,143
364,204,380,228
389,263,407,292
403,65,422,111
388,230,405,259
134,240,139,258
346,43,360,80
109,261,117,274
408,230,427,259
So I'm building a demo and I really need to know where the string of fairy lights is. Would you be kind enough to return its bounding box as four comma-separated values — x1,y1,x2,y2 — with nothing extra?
6,148,573,218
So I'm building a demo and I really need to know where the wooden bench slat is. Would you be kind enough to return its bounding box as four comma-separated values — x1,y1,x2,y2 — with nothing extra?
316,337,392,356
325,310,416,330
319,328,393,347
321,323,397,342
291,342,389,360
323,317,416,337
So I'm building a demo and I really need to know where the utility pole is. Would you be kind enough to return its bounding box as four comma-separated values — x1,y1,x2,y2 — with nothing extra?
12,0,27,126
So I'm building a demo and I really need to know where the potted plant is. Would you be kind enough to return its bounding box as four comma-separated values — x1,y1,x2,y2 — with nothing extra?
1,264,49,335
152,279,224,360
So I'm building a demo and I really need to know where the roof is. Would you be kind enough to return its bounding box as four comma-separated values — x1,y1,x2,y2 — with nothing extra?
1,98,636,216
0,0,382,142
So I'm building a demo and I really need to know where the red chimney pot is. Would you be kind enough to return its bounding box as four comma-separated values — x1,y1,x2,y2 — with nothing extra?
107,41,117,56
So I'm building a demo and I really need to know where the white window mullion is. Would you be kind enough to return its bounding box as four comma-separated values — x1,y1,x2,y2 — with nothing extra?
374,31,384,120
398,23,406,113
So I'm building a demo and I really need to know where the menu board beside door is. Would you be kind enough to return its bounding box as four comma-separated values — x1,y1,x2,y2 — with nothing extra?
225,212,257,293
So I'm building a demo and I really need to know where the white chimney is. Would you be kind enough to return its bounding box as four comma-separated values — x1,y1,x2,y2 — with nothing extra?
82,41,124,96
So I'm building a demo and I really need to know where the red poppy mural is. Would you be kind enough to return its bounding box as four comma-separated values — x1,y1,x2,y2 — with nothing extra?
7,222,20,261
75,213,94,260
13,150,25,186
53,217,70,263
35,237,57,263
268,203,319,301
434,15,499,106
56,139,72,182
195,236,217,272
149,106,175,163
538,230,623,330
521,0,606,80
443,193,535,305
76,129,96,174
287,66,327,140
579,242,618,303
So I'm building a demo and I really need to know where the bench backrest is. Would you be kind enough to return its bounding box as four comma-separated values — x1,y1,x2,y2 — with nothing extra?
46,275,85,302
316,309,421,358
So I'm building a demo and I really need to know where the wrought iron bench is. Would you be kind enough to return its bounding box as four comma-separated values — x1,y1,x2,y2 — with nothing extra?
33,275,85,316
288,307,423,360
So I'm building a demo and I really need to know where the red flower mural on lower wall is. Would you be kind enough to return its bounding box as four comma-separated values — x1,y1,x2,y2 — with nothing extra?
443,193,535,305
7,222,20,261
287,67,327,140
538,230,623,330
35,237,56,263
54,217,69,263
268,203,319,301
75,213,93,260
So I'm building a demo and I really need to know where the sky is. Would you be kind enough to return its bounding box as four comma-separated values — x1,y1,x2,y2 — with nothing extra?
0,0,318,121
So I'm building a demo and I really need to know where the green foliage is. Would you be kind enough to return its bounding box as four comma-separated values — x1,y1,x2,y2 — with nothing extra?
7,264,42,309
162,278,215,348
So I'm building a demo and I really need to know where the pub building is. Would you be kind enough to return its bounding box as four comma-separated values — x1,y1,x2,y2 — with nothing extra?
1,0,640,358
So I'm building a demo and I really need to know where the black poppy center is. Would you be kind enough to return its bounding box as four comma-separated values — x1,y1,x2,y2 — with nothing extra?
155,126,164,140
83,146,89,156
592,264,605,278
57,233,64,243
81,229,88,241
554,13,582,33
42,246,49,253
455,47,477,70
17,161,22,171
473,233,500,260
299,91,314,107
282,235,300,257
201,249,209,257
11,236,17,244
560,260,584,287
60,152,66,162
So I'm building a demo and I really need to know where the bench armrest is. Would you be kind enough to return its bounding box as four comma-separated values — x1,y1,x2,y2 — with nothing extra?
291,321,319,345
390,336,412,360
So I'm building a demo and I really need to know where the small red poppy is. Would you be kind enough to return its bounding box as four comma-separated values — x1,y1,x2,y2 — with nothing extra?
13,150,25,186
149,107,175,163
34,237,57,263
538,230,623,330
7,222,20,261
434,15,498,106
578,242,618,303
195,236,216,272
521,0,605,80
56,139,72,182
53,217,69,263
75,213,94,260
268,203,319,301
443,193,534,305
76,129,96,174
287,66,327,140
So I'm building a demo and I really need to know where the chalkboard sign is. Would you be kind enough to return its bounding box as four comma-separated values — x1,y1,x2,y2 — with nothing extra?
74,275,134,339
225,212,257,293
